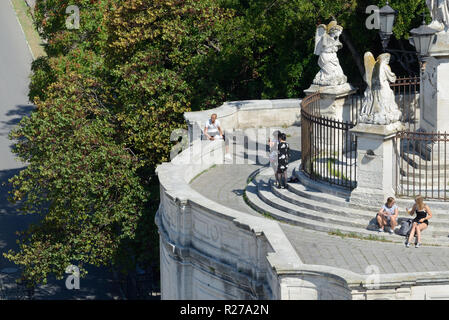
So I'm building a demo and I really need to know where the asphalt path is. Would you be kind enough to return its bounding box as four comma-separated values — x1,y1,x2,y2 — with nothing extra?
0,0,121,299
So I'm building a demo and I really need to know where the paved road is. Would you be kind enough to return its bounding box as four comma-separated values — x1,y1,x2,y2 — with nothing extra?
190,128,449,275
0,1,121,299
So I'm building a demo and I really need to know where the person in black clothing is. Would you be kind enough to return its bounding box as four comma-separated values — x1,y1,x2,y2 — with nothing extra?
405,195,432,248
277,133,289,189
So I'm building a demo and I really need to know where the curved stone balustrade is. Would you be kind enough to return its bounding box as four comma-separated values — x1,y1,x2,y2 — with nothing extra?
184,99,302,142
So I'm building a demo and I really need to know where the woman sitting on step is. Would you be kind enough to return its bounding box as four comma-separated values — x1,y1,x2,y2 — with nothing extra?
405,195,432,248
377,197,399,234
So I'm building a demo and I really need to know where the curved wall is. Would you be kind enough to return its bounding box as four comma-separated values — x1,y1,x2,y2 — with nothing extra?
156,137,353,300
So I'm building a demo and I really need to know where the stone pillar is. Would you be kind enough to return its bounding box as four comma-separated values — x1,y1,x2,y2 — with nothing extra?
421,31,449,133
305,83,357,158
350,122,404,207
304,83,357,122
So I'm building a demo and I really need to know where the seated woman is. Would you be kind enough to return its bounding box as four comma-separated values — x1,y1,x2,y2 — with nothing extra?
405,195,432,248
376,197,399,234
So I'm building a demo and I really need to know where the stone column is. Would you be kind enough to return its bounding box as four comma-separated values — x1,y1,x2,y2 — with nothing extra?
304,83,357,122
305,83,357,158
420,31,449,133
350,122,404,207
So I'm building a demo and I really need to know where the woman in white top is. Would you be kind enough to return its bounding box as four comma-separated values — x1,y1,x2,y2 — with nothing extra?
376,197,399,234
269,131,280,186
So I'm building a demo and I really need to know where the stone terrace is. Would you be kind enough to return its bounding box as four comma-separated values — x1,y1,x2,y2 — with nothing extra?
190,127,449,275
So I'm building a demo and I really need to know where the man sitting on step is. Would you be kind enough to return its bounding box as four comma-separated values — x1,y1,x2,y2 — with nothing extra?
376,197,399,234
204,113,231,161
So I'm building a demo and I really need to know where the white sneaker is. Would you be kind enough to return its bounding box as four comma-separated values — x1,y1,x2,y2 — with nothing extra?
224,153,232,161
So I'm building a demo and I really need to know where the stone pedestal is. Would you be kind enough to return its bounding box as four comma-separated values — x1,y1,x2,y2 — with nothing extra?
350,122,404,207
304,83,357,123
420,31,449,133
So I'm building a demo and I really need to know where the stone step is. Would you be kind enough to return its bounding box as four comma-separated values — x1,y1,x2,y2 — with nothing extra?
401,169,449,179
401,153,449,170
286,174,378,212
256,175,449,237
397,190,449,201
398,184,449,191
289,160,449,215
257,180,371,230
272,179,449,228
245,179,449,246
399,186,449,194
293,166,352,199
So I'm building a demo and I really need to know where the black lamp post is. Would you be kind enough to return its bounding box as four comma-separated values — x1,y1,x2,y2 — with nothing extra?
375,2,437,75
409,21,438,58
379,1,397,52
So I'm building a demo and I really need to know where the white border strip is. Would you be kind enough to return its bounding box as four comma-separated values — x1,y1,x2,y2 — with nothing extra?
9,0,35,60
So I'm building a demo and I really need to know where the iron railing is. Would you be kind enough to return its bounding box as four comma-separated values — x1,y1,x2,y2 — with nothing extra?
395,131,449,201
300,76,420,192
301,92,358,190
390,76,420,132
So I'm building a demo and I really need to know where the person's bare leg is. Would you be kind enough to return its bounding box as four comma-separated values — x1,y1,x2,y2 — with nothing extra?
407,223,417,244
415,226,421,244
376,214,384,229
390,216,397,230
416,224,427,244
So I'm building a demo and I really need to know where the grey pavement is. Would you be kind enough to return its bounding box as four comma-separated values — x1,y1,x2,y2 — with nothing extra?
190,128,449,275
191,126,302,217
0,0,121,299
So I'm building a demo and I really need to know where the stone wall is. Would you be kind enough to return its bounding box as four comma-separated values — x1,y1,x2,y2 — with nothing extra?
184,99,301,142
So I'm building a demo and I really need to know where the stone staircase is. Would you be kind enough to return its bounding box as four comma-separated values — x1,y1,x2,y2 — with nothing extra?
245,161,449,246
398,151,449,199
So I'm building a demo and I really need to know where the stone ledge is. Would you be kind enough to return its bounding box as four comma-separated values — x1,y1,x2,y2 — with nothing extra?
184,99,302,140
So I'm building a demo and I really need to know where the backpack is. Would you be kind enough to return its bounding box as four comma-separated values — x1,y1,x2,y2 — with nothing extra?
397,219,413,236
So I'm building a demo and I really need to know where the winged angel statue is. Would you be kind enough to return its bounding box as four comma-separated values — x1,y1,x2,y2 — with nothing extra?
427,0,449,31
359,52,402,125
313,21,347,86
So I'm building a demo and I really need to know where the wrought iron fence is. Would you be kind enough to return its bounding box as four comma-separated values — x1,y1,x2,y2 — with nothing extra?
390,76,420,131
301,92,358,190
300,76,420,191
395,130,449,201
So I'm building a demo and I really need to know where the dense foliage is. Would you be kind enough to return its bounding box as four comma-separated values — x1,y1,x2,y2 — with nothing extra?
5,0,431,287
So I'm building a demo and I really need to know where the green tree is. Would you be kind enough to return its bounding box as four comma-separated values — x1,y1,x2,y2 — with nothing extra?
6,0,237,287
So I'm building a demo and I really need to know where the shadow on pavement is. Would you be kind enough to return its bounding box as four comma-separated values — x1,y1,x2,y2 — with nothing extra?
0,105,34,137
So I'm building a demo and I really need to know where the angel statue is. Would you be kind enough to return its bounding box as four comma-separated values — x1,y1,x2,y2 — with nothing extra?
427,0,449,31
312,21,347,87
359,52,402,125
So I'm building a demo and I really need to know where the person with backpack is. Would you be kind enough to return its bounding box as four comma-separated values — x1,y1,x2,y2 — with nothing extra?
405,195,433,248
376,197,399,234
277,133,290,189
